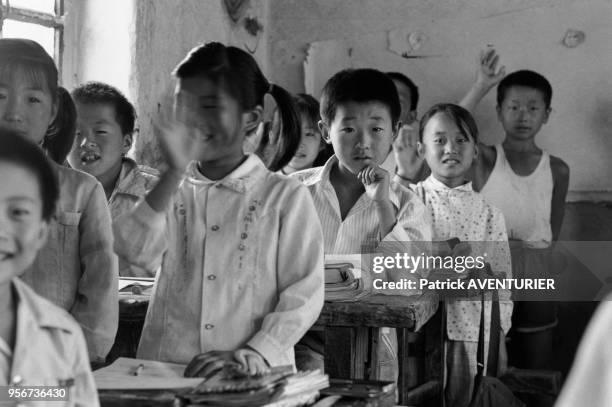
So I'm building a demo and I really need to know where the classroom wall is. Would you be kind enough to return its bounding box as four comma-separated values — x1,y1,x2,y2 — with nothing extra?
267,0,612,200
63,0,270,167
62,0,136,98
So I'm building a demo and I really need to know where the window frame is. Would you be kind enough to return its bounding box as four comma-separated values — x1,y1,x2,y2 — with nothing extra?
0,0,65,71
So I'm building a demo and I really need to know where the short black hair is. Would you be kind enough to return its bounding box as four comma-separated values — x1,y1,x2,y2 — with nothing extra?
419,103,479,143
386,72,419,111
0,130,59,221
497,70,553,109
320,68,401,126
72,82,136,135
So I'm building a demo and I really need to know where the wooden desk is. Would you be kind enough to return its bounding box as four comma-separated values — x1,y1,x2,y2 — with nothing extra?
316,293,439,404
115,292,439,405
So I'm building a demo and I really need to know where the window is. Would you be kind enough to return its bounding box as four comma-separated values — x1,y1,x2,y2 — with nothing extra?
0,0,64,70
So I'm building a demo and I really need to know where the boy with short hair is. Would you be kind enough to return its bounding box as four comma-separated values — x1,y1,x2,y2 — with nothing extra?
0,131,98,406
68,82,159,277
293,68,432,381
459,54,569,369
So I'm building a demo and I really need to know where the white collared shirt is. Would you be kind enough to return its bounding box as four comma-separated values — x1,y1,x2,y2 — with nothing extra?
412,175,513,341
0,279,99,406
294,156,431,252
113,155,324,366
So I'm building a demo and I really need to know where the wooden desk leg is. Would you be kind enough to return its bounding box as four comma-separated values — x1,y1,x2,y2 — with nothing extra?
398,328,424,404
324,327,370,379
324,327,354,378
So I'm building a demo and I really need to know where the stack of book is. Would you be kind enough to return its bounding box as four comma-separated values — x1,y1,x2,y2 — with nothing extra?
179,365,329,407
324,262,369,302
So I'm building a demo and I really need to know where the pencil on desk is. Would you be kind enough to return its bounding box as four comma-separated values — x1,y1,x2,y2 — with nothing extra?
132,364,144,376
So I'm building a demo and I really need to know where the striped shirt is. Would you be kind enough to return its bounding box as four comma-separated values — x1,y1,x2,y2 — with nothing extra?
292,156,432,282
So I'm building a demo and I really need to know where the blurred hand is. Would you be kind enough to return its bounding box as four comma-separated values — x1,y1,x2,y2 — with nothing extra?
155,103,203,173
392,124,424,180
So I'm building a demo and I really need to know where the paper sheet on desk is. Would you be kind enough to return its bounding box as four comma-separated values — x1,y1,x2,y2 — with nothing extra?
94,357,204,390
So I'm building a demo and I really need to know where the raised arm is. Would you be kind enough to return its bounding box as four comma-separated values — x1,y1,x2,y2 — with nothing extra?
459,47,506,113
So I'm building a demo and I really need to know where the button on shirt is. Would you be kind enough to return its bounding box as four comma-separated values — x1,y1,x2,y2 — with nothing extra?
113,155,325,366
411,176,513,341
0,279,99,406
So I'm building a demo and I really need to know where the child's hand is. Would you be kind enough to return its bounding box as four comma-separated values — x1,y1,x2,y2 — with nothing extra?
234,348,269,376
184,351,236,378
475,47,506,89
392,124,424,180
155,106,203,173
358,164,390,202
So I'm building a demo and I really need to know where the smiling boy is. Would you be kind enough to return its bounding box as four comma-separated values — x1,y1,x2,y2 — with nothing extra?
0,131,98,406
68,82,159,277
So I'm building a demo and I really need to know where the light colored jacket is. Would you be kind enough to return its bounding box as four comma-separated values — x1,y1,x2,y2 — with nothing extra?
21,163,118,363
108,158,159,277
114,155,325,366
0,278,99,406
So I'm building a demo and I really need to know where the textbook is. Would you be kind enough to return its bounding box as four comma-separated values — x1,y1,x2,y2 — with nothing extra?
180,366,329,406
324,255,370,302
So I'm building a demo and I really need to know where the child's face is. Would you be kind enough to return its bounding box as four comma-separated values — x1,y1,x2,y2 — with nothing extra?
286,114,323,171
0,71,57,145
497,86,550,141
418,112,477,188
174,76,251,165
392,79,416,125
68,103,130,179
321,101,397,174
0,162,48,285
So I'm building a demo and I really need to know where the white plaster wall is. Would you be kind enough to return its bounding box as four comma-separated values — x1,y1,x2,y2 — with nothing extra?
268,0,612,199
63,0,270,167
131,0,270,166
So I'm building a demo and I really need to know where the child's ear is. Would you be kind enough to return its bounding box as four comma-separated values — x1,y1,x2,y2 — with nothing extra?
495,105,503,121
408,110,418,124
417,141,424,157
543,107,551,124
122,133,133,155
392,121,402,142
473,143,479,159
318,120,332,144
35,221,50,251
243,106,264,134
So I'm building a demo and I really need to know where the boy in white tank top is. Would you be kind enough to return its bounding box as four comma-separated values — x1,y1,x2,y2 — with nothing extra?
459,52,570,370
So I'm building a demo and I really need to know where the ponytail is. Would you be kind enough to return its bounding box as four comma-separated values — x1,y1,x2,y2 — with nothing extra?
264,83,300,171
43,87,77,164
174,42,301,171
